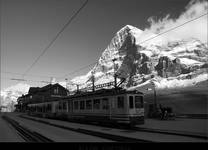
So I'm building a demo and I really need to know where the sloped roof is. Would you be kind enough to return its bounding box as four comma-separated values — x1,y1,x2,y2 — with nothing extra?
26,83,68,95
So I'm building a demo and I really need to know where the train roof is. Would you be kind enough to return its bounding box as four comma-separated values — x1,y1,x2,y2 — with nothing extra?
63,88,143,99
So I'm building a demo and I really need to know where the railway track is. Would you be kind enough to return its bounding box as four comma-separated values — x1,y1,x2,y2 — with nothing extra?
2,115,53,143
19,115,207,142
20,114,208,140
131,126,208,140
17,115,153,142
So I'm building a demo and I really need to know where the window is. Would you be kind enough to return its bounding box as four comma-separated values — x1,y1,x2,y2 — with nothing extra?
129,96,134,109
54,87,59,94
117,96,124,109
55,103,59,110
74,101,79,110
102,98,109,110
58,102,62,110
63,102,67,110
93,99,100,109
135,96,144,108
46,104,52,112
80,101,85,110
86,100,92,110
43,105,46,112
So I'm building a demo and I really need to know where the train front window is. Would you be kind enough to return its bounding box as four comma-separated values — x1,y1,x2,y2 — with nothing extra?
117,96,124,109
129,96,134,109
80,101,85,110
93,99,100,109
135,96,144,108
86,100,92,110
102,98,109,110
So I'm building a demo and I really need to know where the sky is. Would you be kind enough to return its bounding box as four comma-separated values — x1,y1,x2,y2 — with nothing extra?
0,0,204,90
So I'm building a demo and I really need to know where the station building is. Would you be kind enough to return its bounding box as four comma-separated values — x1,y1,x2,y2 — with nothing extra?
15,83,69,112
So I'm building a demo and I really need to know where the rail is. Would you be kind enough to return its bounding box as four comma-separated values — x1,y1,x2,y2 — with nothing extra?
19,115,153,142
20,114,208,141
2,115,53,142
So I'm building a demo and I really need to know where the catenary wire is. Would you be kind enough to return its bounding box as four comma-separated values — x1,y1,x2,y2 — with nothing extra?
59,13,208,80
22,0,89,77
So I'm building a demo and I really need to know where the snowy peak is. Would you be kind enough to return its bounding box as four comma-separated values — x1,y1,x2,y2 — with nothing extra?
71,24,208,90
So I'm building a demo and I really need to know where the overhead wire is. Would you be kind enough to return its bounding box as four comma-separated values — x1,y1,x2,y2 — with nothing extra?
59,13,208,80
22,0,89,77
1,71,56,79
59,61,97,79
2,12,207,86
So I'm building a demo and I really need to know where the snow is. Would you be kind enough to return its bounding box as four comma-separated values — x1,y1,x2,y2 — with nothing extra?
2,83,30,93
0,83,31,111
139,50,153,57
154,73,208,89
179,58,203,66
135,30,164,47
127,73,208,92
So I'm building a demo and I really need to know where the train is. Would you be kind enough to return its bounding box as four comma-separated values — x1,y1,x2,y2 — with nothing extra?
27,88,144,126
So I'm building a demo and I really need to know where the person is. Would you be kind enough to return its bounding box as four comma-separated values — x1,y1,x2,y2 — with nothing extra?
159,104,165,120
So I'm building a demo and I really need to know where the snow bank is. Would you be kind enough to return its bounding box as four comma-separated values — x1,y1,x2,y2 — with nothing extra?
179,58,203,66
155,73,208,89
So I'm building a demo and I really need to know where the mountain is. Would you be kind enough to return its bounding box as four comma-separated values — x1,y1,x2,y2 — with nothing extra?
1,25,208,113
71,25,208,91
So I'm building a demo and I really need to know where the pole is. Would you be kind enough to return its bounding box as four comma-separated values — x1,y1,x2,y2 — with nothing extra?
154,85,157,111
150,76,157,111
65,78,68,89
92,74,95,92
112,58,117,89
76,85,79,93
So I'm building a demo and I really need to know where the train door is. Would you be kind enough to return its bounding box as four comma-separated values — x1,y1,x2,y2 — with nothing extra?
134,95,144,116
128,94,144,116
128,95,135,115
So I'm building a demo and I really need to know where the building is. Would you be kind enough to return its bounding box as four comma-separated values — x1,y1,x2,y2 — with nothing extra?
16,83,69,112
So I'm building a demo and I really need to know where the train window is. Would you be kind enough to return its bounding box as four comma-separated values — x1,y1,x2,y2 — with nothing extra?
43,105,46,112
55,103,59,110
93,99,100,109
74,101,79,110
135,96,143,108
80,101,85,110
102,98,109,110
129,96,134,109
86,100,92,110
117,96,124,109
48,104,52,112
63,102,67,110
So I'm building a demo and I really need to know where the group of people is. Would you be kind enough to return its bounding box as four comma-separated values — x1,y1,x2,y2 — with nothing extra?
159,104,174,120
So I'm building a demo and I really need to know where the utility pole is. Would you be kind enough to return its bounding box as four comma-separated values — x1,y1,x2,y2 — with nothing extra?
112,58,117,89
151,75,157,111
76,84,79,93
92,75,95,92
65,78,68,89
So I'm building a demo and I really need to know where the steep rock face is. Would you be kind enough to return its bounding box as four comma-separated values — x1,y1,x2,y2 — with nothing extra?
70,25,208,91
155,56,182,77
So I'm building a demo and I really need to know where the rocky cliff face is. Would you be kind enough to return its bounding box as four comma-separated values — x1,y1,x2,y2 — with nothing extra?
71,25,208,90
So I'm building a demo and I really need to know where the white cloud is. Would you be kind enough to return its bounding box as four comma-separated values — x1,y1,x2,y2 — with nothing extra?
146,0,208,44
